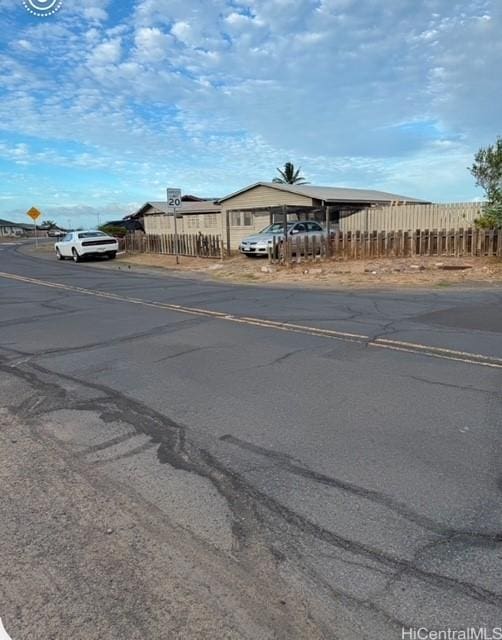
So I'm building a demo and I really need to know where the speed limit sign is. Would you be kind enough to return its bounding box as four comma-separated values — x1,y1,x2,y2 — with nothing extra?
166,187,182,264
166,188,182,210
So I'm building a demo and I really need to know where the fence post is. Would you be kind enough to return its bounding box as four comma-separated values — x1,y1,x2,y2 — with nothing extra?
488,229,494,257
292,237,297,264
325,206,332,258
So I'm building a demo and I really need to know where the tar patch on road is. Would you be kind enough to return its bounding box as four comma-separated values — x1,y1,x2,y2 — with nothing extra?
416,304,502,333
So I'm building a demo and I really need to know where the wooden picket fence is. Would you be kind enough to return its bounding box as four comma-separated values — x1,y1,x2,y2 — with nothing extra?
121,232,223,259
268,228,502,264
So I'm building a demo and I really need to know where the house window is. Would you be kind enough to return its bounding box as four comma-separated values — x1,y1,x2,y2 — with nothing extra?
230,210,254,226
204,214,218,229
186,215,199,229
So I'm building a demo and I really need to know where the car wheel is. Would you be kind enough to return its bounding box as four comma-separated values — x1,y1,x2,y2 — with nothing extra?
107,251,116,260
72,248,81,263
56,248,64,260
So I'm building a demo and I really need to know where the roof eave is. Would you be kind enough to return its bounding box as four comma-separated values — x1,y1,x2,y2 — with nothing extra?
323,198,429,204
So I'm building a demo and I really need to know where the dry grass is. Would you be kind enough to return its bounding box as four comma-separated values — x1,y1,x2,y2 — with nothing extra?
117,252,502,289
24,242,502,289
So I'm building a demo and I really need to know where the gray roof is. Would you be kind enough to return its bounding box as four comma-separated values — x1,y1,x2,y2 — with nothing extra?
0,218,30,228
217,182,428,205
132,200,221,217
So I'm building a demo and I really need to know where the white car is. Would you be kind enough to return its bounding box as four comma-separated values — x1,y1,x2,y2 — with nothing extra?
55,230,118,262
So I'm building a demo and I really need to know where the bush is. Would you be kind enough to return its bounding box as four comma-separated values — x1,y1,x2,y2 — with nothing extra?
99,224,127,238
474,202,502,229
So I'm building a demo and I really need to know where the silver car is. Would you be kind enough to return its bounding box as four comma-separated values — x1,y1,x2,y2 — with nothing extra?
239,221,325,257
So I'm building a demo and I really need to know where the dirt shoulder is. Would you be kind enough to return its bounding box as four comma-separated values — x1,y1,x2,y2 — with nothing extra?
22,241,502,289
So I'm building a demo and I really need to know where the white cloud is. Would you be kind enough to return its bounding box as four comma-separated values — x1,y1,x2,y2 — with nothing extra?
134,27,171,61
83,7,109,22
171,21,193,44
65,0,111,23
224,12,264,28
0,0,499,225
88,38,122,67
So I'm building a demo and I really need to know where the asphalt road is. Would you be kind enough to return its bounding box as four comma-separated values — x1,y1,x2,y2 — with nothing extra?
1,241,502,639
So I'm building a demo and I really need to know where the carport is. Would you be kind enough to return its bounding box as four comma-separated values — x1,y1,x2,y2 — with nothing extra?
217,182,426,252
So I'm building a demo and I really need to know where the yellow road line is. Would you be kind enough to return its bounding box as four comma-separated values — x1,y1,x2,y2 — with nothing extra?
1,270,502,369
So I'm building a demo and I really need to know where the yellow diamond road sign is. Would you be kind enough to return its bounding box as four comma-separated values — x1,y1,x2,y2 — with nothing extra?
27,207,42,222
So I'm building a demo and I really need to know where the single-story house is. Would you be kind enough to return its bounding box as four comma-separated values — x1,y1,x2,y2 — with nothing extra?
216,182,427,250
0,218,32,237
39,222,66,234
129,182,428,251
130,199,222,236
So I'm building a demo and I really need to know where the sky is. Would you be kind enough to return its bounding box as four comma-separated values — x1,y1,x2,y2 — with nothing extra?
0,0,500,228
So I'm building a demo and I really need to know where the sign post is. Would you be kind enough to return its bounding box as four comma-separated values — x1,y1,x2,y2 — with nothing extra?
26,207,42,248
166,188,182,264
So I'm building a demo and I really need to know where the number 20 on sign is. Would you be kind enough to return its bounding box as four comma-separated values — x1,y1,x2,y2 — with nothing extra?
166,189,182,209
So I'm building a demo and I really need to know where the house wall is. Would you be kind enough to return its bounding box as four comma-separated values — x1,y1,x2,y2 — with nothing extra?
219,185,314,249
340,203,483,233
142,185,315,250
143,214,172,235
0,226,24,237
143,212,222,236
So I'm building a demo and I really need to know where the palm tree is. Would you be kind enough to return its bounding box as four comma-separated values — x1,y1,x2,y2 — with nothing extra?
272,162,308,185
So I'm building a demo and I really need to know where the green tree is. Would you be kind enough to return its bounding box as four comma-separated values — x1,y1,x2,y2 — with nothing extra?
474,202,502,229
44,220,57,229
470,137,502,228
272,162,308,185
470,137,502,202
99,223,127,238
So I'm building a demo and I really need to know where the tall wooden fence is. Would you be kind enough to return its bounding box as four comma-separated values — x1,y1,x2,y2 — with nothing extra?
121,232,223,258
340,203,483,233
268,228,502,263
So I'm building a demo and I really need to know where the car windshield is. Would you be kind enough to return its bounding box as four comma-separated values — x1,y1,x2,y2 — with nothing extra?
259,223,294,234
77,232,108,239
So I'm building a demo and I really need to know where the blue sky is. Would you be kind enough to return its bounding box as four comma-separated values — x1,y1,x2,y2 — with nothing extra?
0,0,500,227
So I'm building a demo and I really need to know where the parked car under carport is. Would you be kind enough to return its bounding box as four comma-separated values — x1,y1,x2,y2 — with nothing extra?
239,221,325,257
